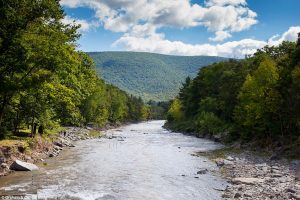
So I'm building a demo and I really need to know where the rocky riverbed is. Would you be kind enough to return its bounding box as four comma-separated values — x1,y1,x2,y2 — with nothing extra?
198,150,300,199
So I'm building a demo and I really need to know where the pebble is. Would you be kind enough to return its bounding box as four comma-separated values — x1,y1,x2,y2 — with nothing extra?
234,192,242,198
197,169,208,174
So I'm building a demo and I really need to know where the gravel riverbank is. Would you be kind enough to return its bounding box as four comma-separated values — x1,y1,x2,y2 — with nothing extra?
198,150,300,199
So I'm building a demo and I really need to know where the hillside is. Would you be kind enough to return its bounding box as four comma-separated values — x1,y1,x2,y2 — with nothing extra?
88,52,227,101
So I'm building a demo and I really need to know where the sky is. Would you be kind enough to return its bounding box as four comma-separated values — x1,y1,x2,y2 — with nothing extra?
60,0,300,58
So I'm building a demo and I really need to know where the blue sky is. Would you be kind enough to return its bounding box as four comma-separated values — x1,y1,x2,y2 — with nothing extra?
61,0,300,58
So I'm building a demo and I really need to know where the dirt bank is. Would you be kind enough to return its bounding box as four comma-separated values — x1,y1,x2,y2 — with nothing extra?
0,126,106,177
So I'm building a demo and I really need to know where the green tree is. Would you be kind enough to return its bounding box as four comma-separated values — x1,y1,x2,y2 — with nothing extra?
235,56,281,137
167,98,184,122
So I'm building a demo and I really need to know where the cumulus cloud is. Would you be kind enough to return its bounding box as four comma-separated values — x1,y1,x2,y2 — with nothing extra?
209,31,232,42
61,0,257,40
60,1,299,58
61,16,99,32
268,26,300,46
114,26,300,58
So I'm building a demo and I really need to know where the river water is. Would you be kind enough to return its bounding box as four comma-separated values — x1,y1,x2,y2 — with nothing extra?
0,120,227,200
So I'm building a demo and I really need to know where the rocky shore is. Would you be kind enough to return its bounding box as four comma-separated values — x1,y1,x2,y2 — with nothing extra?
197,150,300,199
0,127,104,177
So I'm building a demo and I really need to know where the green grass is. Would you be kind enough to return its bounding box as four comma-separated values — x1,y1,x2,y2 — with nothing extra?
88,130,102,138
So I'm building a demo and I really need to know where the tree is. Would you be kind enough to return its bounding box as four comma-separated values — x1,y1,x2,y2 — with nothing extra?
167,98,184,122
0,0,79,129
235,56,281,137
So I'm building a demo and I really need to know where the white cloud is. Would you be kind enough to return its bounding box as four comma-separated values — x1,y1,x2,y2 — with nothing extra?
61,0,257,41
60,1,300,58
205,0,247,6
209,31,232,42
114,26,300,58
61,16,99,32
113,34,265,58
268,26,300,46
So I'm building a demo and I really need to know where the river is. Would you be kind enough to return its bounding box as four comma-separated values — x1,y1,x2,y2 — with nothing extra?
0,120,227,200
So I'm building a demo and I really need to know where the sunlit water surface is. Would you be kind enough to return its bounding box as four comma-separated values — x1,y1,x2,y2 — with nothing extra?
0,120,227,200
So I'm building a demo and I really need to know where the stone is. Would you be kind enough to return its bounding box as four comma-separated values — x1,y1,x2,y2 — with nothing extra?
234,192,242,198
226,156,234,161
255,163,267,167
1,163,8,169
54,141,63,147
197,169,208,174
272,173,282,178
54,146,62,151
271,166,279,170
262,166,269,172
222,192,232,198
232,177,264,185
215,159,225,167
10,160,38,171
244,193,252,197
224,160,234,165
286,188,296,193
271,169,281,174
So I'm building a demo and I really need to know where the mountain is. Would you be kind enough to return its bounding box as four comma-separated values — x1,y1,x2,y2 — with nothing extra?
88,51,227,101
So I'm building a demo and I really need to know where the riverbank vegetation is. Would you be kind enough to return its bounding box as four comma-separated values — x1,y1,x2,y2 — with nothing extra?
0,0,150,140
166,40,300,149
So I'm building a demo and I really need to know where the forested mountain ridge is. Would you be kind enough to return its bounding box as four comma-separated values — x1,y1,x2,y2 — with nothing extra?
88,52,227,101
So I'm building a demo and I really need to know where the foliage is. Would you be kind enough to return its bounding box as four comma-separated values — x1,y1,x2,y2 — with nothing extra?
196,112,227,136
0,0,149,139
167,98,184,122
167,41,300,145
88,52,226,101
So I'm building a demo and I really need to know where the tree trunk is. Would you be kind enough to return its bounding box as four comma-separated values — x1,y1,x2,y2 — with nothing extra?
31,113,35,138
38,125,44,135
0,95,8,126
32,123,37,137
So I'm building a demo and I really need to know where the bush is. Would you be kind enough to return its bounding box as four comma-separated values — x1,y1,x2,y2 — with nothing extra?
196,112,227,136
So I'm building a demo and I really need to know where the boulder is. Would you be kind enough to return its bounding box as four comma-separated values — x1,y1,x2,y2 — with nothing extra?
10,160,38,171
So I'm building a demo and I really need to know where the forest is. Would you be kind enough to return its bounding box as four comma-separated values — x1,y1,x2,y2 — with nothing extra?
166,39,300,147
89,51,226,101
0,0,150,139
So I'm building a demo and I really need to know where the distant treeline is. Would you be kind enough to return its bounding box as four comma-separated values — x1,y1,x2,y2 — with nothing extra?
166,40,300,146
0,0,150,138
